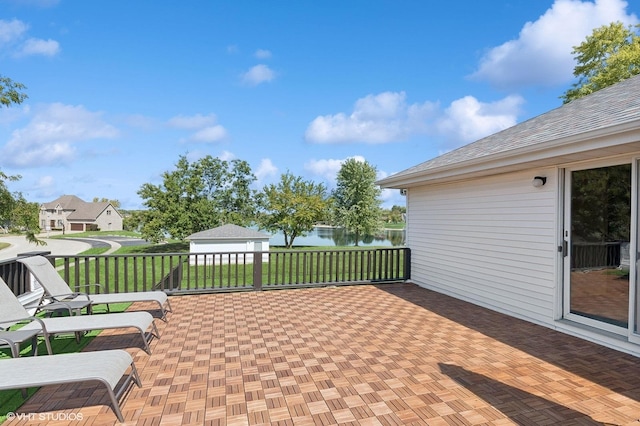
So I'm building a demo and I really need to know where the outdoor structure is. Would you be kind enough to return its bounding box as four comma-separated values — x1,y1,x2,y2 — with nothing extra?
186,224,270,265
377,74,640,357
39,195,123,232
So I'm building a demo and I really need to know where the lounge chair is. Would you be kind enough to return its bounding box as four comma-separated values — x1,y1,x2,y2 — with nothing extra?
18,255,172,320
0,278,159,354
0,349,141,422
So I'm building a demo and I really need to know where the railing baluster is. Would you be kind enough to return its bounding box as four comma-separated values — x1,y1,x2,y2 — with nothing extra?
8,247,409,299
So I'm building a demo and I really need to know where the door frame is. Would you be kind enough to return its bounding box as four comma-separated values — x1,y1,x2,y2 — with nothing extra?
561,158,637,337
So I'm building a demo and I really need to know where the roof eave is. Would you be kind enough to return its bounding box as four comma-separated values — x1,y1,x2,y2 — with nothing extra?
377,118,640,189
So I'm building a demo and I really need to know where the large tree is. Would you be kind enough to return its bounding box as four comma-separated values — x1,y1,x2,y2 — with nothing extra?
332,158,382,246
562,22,640,103
137,155,257,242
0,76,41,243
258,172,329,248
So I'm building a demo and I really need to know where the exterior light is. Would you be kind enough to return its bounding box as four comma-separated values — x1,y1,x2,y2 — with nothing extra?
532,176,547,187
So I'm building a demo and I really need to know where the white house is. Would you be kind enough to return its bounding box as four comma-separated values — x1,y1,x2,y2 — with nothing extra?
186,224,270,265
39,195,123,232
377,74,640,357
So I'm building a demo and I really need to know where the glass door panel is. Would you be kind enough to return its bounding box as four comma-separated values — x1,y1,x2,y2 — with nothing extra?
568,164,631,329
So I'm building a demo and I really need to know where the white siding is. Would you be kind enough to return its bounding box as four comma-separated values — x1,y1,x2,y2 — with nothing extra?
407,169,558,325
189,239,270,265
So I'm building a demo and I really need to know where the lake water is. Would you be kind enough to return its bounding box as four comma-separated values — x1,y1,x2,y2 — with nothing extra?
268,226,405,247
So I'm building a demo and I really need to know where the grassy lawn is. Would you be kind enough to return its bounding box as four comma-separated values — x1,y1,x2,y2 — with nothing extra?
0,303,130,423
50,230,143,239
383,223,405,230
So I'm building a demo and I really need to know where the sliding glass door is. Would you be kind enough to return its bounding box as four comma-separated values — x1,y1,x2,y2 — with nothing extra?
564,163,631,333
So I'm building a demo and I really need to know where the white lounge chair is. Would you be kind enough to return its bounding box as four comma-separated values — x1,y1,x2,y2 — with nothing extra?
18,255,172,320
0,349,141,422
0,278,159,355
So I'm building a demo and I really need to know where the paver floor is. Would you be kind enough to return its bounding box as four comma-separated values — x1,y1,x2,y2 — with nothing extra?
6,283,640,425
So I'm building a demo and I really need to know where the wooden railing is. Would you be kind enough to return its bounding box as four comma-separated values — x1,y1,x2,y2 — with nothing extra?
1,248,410,297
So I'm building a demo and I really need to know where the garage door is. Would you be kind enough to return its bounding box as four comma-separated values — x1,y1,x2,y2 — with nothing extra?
70,223,84,231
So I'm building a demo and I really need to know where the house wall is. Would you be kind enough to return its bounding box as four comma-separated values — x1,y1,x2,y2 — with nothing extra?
407,168,559,327
94,209,123,231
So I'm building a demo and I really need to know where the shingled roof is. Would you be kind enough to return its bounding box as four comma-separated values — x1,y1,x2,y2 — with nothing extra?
41,195,86,210
67,202,113,221
187,224,270,240
378,74,640,188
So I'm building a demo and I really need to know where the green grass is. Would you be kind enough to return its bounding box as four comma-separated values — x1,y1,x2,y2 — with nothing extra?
383,223,405,230
0,303,130,423
0,242,9,251
50,230,143,239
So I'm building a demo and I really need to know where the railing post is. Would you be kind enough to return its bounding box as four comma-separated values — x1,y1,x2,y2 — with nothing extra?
404,248,411,280
253,251,263,291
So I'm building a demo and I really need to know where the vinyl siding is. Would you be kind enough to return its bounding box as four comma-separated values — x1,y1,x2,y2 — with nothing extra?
406,169,558,325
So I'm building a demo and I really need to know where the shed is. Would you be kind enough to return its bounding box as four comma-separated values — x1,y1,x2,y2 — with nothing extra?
186,224,270,265
377,74,640,357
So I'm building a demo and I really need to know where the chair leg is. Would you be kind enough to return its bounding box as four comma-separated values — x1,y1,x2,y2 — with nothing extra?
41,332,53,355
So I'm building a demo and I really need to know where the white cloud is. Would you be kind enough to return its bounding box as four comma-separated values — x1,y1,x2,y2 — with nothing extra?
0,104,30,125
255,49,272,59
34,175,57,197
305,91,521,147
470,0,638,89
255,158,278,184
168,113,228,143
191,125,228,143
0,19,28,45
304,155,366,184
0,103,119,167
19,38,59,56
241,64,276,86
0,18,60,57
305,92,437,144
437,95,524,144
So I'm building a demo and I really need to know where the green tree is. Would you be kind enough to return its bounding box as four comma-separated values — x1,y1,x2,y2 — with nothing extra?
10,197,41,235
137,155,257,242
0,76,28,107
562,22,640,103
122,210,144,232
0,172,21,232
381,205,406,224
0,76,41,244
258,172,329,248
332,159,382,246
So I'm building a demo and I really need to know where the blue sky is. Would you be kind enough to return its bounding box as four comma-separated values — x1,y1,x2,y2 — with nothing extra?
0,0,638,210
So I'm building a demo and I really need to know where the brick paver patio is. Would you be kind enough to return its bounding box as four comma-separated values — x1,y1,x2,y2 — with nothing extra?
6,283,640,425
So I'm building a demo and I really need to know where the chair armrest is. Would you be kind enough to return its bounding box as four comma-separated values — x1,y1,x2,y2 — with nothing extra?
0,316,47,331
77,283,104,293
46,292,91,301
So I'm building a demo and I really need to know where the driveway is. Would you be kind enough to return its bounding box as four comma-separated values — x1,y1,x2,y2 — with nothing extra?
0,234,131,261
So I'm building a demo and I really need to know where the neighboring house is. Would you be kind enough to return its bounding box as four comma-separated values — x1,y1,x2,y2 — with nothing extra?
377,74,640,357
39,195,123,232
187,224,270,265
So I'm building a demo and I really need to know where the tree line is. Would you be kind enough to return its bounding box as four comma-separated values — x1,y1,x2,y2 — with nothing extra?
128,155,386,248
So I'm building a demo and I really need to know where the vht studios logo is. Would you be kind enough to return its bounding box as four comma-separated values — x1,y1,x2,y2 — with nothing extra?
6,412,84,421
